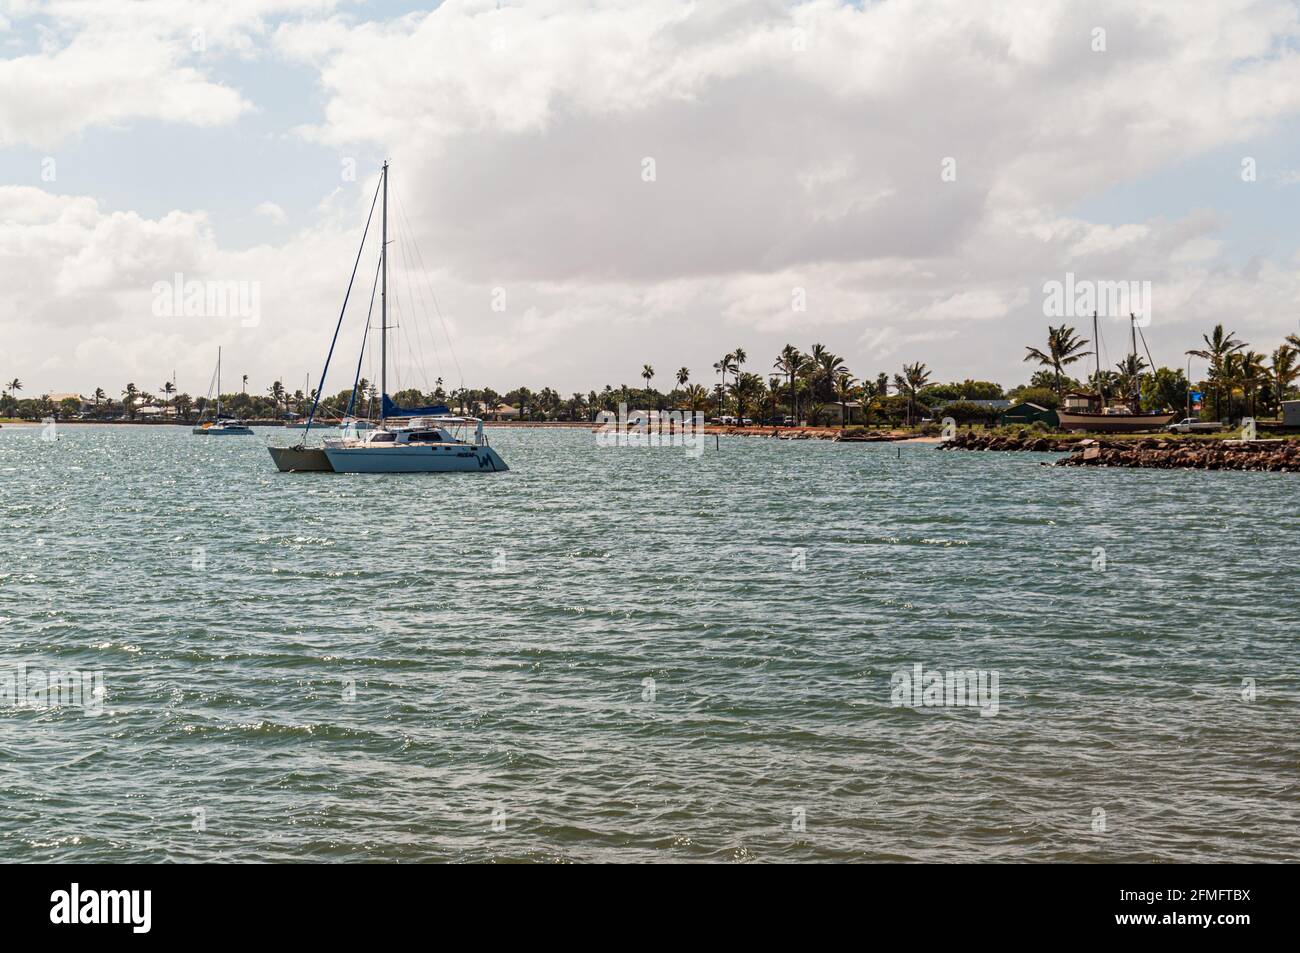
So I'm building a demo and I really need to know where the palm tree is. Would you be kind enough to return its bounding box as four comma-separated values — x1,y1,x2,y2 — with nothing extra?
1238,350,1267,418
1186,324,1244,421
833,371,856,427
774,345,802,421
93,387,105,406
538,386,561,419
241,374,249,396
676,367,690,389
809,344,846,409
641,364,655,392
161,381,176,417
893,362,932,426
713,352,737,396
566,392,584,421
122,383,139,421
1221,353,1243,421
1113,354,1148,407
767,375,782,423
515,386,533,420
268,380,285,415
809,342,843,378
733,348,747,378
729,372,763,424
711,382,726,417
682,384,709,413
1270,345,1297,414
4,377,21,415
1024,325,1091,406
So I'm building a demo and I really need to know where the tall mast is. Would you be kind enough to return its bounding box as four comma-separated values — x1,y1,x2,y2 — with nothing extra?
216,346,221,419
1130,313,1139,405
1092,310,1100,399
380,160,388,422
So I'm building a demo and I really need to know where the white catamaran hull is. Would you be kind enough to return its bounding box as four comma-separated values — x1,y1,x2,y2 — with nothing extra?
323,444,508,473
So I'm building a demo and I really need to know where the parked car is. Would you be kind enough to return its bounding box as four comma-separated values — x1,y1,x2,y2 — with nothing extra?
1165,418,1223,434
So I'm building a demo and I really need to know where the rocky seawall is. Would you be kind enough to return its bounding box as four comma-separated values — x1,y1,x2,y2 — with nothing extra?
596,424,911,442
707,426,912,442
935,430,1075,452
1056,438,1300,472
935,429,1300,471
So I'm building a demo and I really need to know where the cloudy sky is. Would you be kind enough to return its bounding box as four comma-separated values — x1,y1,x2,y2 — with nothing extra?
2,0,1300,400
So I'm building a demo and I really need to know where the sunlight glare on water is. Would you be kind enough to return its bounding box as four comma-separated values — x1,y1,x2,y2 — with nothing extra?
0,424,1296,861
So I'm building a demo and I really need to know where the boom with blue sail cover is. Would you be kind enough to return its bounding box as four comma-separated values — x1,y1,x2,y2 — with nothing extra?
381,395,452,418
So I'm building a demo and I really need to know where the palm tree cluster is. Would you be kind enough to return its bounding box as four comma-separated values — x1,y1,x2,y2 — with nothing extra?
1185,324,1299,421
0,378,322,423
1016,321,1300,421
338,343,907,426
565,343,911,427
6,324,1298,427
1023,324,1092,405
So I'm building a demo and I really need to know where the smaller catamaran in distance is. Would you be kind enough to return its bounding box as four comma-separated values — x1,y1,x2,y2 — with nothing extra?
268,160,508,473
193,347,253,435
1056,311,1178,433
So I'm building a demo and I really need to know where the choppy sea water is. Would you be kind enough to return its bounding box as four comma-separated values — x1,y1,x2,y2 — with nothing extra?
0,423,1296,863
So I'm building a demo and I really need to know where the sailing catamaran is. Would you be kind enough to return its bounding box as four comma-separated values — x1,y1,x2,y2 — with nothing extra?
268,161,507,473
193,347,253,435
1056,312,1177,433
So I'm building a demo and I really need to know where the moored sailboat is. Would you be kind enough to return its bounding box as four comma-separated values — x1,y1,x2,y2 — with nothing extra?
193,347,253,435
268,161,507,473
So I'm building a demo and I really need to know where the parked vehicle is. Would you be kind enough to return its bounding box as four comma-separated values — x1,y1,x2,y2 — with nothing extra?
1165,418,1224,434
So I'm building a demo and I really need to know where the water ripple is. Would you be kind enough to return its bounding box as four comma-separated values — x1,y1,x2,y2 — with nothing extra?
0,426,1296,861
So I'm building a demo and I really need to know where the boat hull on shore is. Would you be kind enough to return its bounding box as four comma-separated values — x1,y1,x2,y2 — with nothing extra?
1057,411,1176,434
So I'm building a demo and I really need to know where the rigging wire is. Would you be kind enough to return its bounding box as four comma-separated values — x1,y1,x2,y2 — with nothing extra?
1136,321,1157,374
302,170,383,440
386,204,433,386
390,179,464,388
394,216,439,390
346,250,383,420
388,262,432,396
204,361,218,405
